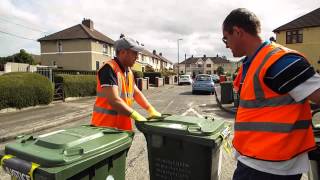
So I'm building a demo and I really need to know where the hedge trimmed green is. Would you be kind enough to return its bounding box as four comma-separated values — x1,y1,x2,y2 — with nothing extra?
0,72,54,110
56,74,96,98
132,70,143,78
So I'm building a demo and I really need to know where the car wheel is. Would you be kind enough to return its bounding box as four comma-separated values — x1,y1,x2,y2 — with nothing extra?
192,90,195,94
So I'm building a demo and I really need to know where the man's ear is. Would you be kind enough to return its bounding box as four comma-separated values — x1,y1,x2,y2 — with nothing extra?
118,49,127,57
233,26,243,37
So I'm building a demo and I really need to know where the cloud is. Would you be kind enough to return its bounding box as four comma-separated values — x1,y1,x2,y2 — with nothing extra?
0,0,319,62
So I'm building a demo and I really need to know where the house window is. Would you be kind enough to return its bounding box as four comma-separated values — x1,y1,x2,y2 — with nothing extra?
103,44,107,54
57,40,62,52
286,30,303,44
198,64,202,68
206,71,211,74
206,64,211,68
96,61,100,70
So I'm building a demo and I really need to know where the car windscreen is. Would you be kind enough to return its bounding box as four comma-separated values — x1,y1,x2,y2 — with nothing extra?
180,75,189,78
196,76,211,81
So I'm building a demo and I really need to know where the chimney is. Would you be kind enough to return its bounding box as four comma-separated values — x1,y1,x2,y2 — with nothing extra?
203,54,206,58
159,52,162,56
153,50,156,55
120,33,125,38
82,18,94,30
216,54,219,57
191,55,193,58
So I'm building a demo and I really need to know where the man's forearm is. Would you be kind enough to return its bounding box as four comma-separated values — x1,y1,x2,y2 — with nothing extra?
309,88,320,105
133,87,151,110
109,97,134,116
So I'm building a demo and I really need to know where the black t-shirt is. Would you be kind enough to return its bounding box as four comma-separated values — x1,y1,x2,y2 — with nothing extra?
98,58,128,87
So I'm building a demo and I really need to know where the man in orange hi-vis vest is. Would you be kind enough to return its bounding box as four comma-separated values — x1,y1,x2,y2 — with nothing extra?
222,8,320,180
91,36,161,131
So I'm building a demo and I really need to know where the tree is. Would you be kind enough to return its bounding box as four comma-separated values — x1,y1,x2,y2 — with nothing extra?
14,49,35,64
217,66,224,75
145,65,155,72
0,49,35,65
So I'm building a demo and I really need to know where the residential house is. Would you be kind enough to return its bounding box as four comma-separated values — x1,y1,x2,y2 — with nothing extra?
38,19,115,71
273,8,320,72
176,55,236,77
138,49,173,72
156,52,174,71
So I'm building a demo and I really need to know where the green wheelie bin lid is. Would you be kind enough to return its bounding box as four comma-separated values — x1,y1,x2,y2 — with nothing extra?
1,125,133,180
136,114,227,147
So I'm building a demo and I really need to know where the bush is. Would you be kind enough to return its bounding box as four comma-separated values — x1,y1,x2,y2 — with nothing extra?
161,70,176,77
132,70,143,78
0,72,54,110
53,69,96,75
56,74,96,98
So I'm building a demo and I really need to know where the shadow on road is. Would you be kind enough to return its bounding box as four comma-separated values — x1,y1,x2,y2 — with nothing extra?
202,103,235,119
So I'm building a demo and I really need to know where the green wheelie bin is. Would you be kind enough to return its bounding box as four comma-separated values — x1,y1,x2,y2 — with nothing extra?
136,114,230,180
0,125,133,180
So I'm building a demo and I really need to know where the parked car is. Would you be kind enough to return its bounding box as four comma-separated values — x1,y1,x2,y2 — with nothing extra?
178,75,193,85
192,74,215,94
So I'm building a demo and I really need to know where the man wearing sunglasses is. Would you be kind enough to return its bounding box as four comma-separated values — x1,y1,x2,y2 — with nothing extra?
223,8,320,180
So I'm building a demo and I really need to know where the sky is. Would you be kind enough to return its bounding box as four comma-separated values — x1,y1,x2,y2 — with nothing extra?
0,0,319,62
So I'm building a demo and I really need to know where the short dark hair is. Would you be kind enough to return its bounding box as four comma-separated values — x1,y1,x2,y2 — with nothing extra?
223,8,261,36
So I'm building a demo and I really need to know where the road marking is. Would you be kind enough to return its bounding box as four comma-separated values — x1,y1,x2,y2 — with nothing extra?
181,107,203,118
161,100,174,112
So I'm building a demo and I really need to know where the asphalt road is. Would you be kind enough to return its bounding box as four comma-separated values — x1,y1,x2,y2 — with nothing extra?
0,85,308,180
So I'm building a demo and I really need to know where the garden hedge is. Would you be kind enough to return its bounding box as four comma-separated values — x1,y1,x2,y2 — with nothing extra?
0,72,54,110
55,74,96,98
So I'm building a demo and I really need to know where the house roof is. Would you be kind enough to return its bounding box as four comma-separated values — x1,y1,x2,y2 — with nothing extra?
156,54,173,64
38,24,114,44
180,56,230,64
140,49,173,64
273,8,320,32
141,49,158,59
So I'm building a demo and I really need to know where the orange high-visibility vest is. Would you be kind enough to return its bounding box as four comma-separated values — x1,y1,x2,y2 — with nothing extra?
233,42,315,161
91,59,134,130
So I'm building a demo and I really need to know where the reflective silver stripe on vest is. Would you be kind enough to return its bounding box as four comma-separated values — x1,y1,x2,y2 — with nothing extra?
239,95,305,108
117,73,122,98
96,91,133,99
235,120,311,133
93,106,118,115
120,93,133,99
253,47,281,99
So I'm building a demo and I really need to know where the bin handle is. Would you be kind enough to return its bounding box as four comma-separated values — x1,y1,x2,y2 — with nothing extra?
187,125,203,135
63,147,84,156
146,113,172,121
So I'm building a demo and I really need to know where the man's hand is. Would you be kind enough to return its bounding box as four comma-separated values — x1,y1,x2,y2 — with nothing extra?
147,106,162,118
130,110,147,121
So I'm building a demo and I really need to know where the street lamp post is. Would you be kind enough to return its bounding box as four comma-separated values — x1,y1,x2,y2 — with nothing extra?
177,38,183,84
